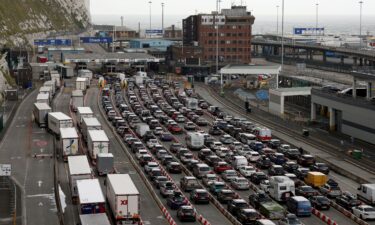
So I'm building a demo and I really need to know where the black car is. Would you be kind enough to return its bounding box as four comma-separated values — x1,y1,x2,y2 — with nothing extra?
297,154,316,167
310,196,330,210
170,143,182,153
217,189,236,204
166,162,182,174
268,139,281,149
294,168,310,180
248,191,272,209
198,148,213,160
310,163,330,174
283,161,299,173
285,148,301,160
204,136,215,147
295,185,319,198
209,126,222,135
250,172,267,185
237,208,261,225
336,191,361,210
256,157,272,169
227,199,249,217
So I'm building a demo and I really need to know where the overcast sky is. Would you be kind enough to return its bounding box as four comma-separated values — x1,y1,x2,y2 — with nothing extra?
90,0,373,16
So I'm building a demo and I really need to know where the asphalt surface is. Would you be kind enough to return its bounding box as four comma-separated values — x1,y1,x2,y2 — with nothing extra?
194,84,368,225
0,89,59,225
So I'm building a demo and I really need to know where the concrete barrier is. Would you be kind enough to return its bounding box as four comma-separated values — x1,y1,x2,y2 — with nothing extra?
312,208,338,225
330,201,369,225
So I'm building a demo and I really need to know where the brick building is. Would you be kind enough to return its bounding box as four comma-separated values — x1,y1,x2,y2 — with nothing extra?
164,25,182,39
183,5,255,64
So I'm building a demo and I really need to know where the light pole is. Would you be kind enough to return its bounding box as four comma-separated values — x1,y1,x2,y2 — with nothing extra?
276,5,279,36
216,0,223,95
149,1,152,38
359,1,363,48
161,3,165,34
278,0,285,89
315,3,319,37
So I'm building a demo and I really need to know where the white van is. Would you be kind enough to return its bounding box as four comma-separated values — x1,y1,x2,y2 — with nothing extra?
186,132,205,150
231,156,248,170
192,163,211,178
357,183,375,205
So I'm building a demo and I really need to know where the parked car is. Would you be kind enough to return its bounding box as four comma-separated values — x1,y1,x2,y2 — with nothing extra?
310,163,330,174
237,208,261,225
198,148,213,160
297,154,316,167
184,122,196,131
283,161,299,173
166,162,182,174
310,196,330,210
180,176,200,192
170,143,182,153
160,132,174,141
214,161,232,173
202,174,217,187
160,182,175,198
250,172,268,185
209,181,226,195
231,177,250,190
222,170,238,182
268,165,285,176
319,183,342,198
285,148,301,160
239,166,257,178
256,157,272,169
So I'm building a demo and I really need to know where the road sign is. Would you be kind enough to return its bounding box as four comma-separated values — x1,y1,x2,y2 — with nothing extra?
34,39,72,46
256,90,269,101
80,37,113,44
0,164,11,176
293,27,324,35
145,29,163,35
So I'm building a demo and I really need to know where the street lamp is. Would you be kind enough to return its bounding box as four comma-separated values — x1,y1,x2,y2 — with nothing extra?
315,3,319,37
161,3,165,34
216,0,223,95
278,0,285,89
359,1,363,48
276,5,279,36
149,1,152,38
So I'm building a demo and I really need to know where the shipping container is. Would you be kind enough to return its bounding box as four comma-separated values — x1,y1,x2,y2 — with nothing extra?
44,80,56,96
47,112,73,135
50,73,61,89
76,77,87,91
60,127,79,160
77,107,94,124
71,90,84,112
87,130,109,160
97,153,114,175
33,103,51,128
39,86,53,100
77,179,106,214
36,93,50,104
78,69,93,87
106,174,140,222
68,156,92,199
81,117,102,142
79,213,111,225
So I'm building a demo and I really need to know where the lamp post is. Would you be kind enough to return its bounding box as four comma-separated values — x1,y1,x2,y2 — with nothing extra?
161,3,164,34
315,3,319,37
359,1,363,48
149,1,152,38
216,0,223,96
276,5,279,36
278,0,285,89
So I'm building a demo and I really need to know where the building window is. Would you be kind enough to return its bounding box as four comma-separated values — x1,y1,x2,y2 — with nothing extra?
232,40,237,44
208,40,213,44
232,33,237,37
232,26,236,29
220,48,225,52
238,40,243,44
238,48,243,52
208,48,213,52
220,40,225,44
221,19,225,22
226,48,231,52
239,33,243,37
226,33,231,37
226,40,231,44
208,33,213,37
232,48,237,52
220,33,225,37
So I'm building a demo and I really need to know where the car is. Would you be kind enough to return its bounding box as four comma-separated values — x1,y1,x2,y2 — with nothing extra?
277,144,291,154
198,148,213,160
177,205,196,222
180,153,194,164
190,189,209,204
227,199,249,217
294,167,310,180
139,154,153,167
175,115,186,123
231,177,250,190
284,148,301,160
161,155,174,165
153,176,169,189
187,159,200,171
176,148,190,159
167,191,188,210
149,168,163,181
278,214,302,225
352,205,375,220
184,122,196,131
135,149,148,160
260,180,270,193
180,176,201,192
295,185,319,198
239,166,257,178
153,127,164,135
206,155,221,166
209,181,226,195
336,191,361,210
268,165,285,176
250,141,264,151
169,142,182,153
297,154,316,167
249,191,272,209
310,196,330,210
256,157,272,169
269,153,287,165
146,139,159,148
144,162,158,174
160,132,174,141
167,162,182,174
283,161,299,173
246,151,261,163
204,135,215,147
156,150,168,160
159,181,175,198
202,174,217,187
310,163,330,174
319,183,342,198
209,126,222,135
168,123,183,134
210,141,224,152
237,208,261,225
196,118,208,126
229,142,243,151
250,172,268,185
268,139,281,149
222,170,238,182
216,147,230,158
214,161,232,173
217,189,236,203
220,135,234,145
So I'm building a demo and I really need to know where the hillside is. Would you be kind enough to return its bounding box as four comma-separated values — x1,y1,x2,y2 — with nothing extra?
0,0,91,46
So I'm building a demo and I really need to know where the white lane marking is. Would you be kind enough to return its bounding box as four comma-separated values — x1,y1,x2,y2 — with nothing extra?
37,181,43,187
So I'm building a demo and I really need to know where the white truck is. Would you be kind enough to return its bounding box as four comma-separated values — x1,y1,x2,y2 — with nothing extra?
79,214,111,225
135,76,144,87
81,117,102,142
50,72,61,89
71,90,84,112
269,176,295,202
135,123,150,138
68,155,92,199
48,112,73,135
87,130,109,160
106,174,140,223
76,107,94,124
77,179,106,214
33,103,51,128
78,69,93,88
36,93,50,104
76,77,87,92
186,132,205,150
60,127,79,161
39,86,53,100
44,80,56,96
186,98,198,110
357,183,375,205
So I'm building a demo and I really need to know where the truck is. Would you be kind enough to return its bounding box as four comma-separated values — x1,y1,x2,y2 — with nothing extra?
44,80,56,96
77,179,106,214
57,65,74,78
357,184,375,205
36,93,50,104
50,72,61,89
186,132,205,150
254,127,272,142
33,103,51,128
106,174,140,222
87,130,109,160
71,90,84,112
135,76,144,86
135,123,150,138
79,213,111,225
47,112,73,136
186,98,198,110
304,172,328,188
60,128,79,161
97,153,114,175
76,107,94,125
259,200,286,220
68,156,92,199
76,77,87,92
268,176,295,202
78,69,93,86
39,86,53,100
81,117,102,142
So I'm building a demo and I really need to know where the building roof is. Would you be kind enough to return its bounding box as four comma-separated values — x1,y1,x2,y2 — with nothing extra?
77,179,105,204
63,52,160,63
93,25,136,32
220,64,281,75
107,174,139,195
79,213,110,225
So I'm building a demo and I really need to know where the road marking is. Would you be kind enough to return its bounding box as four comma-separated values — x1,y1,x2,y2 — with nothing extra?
38,202,43,207
40,148,44,153
27,193,54,198
37,180,43,187
157,216,164,219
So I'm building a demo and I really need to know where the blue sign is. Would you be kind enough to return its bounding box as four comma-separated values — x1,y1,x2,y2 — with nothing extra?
293,27,324,35
256,90,269,101
145,29,163,34
34,39,72,46
80,37,113,43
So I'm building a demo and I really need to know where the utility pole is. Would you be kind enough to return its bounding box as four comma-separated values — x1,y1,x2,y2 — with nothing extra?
315,3,319,37
149,1,152,38
359,1,363,48
276,5,279,36
121,16,124,27
279,0,285,89
161,3,165,34
217,0,223,95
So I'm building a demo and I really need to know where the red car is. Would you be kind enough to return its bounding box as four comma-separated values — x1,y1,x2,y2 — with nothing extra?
214,161,232,173
168,123,183,134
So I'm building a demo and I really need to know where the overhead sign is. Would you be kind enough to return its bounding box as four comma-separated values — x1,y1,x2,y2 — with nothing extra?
80,37,113,44
293,27,324,35
34,39,72,46
0,164,11,176
145,29,163,35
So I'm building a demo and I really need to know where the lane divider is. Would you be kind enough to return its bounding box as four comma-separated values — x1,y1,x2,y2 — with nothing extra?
330,201,369,225
312,208,338,225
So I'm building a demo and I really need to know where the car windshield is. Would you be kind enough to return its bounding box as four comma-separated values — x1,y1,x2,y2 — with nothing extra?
243,211,258,218
302,186,314,192
215,184,225,189
316,197,329,203
200,167,210,171
236,202,248,208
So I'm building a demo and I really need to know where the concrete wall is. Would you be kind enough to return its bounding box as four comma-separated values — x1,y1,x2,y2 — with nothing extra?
312,92,375,144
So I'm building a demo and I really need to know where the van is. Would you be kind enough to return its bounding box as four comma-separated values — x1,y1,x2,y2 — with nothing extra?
193,163,211,178
304,172,328,188
239,133,256,145
286,196,312,216
232,156,248,170
357,183,375,205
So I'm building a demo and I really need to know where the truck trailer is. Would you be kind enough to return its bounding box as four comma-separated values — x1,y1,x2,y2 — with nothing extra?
44,80,56,96
76,77,87,92
97,153,114,175
71,90,84,112
76,107,94,124
81,117,102,142
77,179,106,214
33,103,51,128
269,176,295,202
79,213,111,225
60,127,79,160
106,174,140,222
47,112,73,136
39,86,53,100
36,93,50,104
50,72,61,89
68,156,92,199
87,130,109,160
